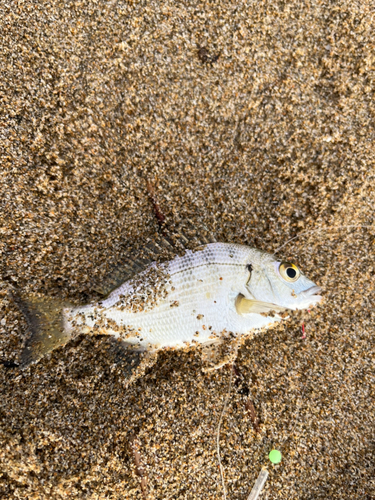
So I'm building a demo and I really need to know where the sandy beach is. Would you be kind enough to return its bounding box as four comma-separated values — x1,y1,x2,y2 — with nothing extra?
0,0,374,498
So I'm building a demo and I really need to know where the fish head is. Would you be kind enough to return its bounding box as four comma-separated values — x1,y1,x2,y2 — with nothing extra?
242,250,322,312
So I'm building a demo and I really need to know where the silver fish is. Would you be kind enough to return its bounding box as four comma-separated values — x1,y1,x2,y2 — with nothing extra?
18,242,322,375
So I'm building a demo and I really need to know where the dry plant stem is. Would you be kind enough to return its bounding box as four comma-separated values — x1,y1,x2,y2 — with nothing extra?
273,224,375,254
131,437,149,499
245,398,261,434
146,180,165,228
247,468,269,500
217,117,240,171
233,365,260,434
216,365,234,500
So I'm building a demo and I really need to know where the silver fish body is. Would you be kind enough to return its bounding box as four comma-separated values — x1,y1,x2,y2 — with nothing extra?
63,243,322,351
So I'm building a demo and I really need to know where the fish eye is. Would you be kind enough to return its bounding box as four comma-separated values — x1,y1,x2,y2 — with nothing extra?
279,262,300,282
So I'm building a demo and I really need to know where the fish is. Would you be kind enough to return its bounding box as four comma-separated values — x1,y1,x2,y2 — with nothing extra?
16,241,322,380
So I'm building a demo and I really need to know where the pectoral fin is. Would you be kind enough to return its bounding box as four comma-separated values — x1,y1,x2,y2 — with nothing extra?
235,294,288,315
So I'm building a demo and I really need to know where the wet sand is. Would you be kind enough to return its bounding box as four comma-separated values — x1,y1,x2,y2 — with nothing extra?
0,0,374,498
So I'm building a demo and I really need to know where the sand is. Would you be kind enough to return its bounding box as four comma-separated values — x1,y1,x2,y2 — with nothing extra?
0,0,374,498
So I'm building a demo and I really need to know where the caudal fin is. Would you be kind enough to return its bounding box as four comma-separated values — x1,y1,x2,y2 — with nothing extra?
12,291,71,368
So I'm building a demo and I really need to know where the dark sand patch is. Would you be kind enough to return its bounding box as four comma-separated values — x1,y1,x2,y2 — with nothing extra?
0,0,374,498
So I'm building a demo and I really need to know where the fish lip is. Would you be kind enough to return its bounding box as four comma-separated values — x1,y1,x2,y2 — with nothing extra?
296,285,323,308
303,285,322,297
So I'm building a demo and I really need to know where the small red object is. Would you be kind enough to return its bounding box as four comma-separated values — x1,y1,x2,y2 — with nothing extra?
301,322,306,339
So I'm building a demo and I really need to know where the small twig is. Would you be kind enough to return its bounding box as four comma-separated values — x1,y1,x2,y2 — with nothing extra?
216,365,234,500
247,468,269,500
217,117,240,172
233,365,260,434
146,180,165,228
197,45,221,65
232,364,241,380
302,309,311,339
130,437,148,499
273,224,375,255
244,398,261,434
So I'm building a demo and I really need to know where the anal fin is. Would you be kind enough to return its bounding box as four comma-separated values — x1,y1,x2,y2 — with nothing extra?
101,338,158,386
201,339,240,372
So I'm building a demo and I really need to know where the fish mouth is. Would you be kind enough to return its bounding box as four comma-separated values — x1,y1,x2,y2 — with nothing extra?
296,285,322,308
304,285,322,297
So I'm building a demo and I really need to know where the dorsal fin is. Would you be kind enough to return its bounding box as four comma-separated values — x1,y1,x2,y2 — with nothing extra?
91,219,217,296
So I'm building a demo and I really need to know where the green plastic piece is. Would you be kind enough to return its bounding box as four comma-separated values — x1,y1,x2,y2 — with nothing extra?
269,449,282,464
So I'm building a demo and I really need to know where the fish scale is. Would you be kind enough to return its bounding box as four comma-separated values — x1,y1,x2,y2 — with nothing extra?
64,243,255,349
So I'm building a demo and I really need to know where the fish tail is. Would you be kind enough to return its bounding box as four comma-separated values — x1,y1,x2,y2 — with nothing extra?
12,290,71,368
